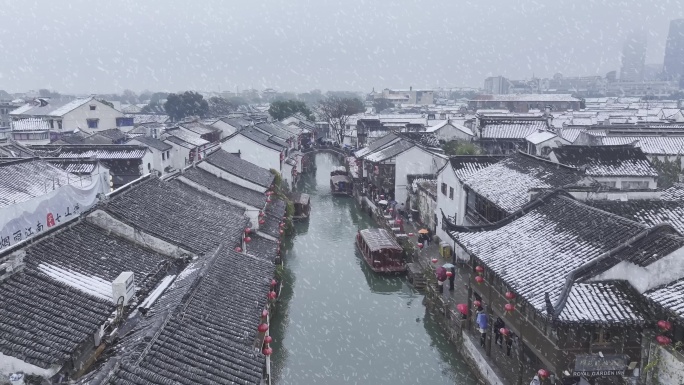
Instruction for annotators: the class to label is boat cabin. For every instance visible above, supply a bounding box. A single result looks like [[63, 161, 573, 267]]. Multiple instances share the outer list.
[[355, 228, 405, 273], [292, 193, 311, 221]]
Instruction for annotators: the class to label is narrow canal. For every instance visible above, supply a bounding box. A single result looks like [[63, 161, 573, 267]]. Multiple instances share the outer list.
[[271, 153, 478, 385]]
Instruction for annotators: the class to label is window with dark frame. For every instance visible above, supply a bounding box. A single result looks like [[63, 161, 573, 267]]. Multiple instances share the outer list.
[[441, 183, 447, 195], [87, 119, 99, 129], [449, 187, 454, 199], [90, 105, 96, 110]]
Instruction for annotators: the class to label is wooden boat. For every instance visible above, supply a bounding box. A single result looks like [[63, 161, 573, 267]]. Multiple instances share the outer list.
[[355, 228, 406, 274], [330, 167, 353, 196], [291, 193, 311, 221]]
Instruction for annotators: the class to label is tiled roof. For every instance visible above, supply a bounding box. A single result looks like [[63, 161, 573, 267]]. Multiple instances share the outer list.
[[238, 127, 286, 151], [359, 228, 402, 252], [0, 143, 36, 158], [463, 152, 583, 213], [104, 178, 248, 254], [645, 278, 684, 318], [179, 121, 220, 135], [354, 133, 399, 158], [46, 159, 99, 174], [10, 97, 93, 117], [29, 144, 148, 159], [0, 269, 112, 368], [449, 195, 653, 318], [131, 136, 173, 151], [246, 234, 278, 262], [480, 119, 548, 139], [126, 114, 170, 125], [601, 136, 684, 155], [0, 158, 93, 208], [558, 127, 585, 143], [11, 118, 50, 131], [364, 140, 414, 163], [559, 281, 649, 324], [471, 94, 579, 102], [551, 145, 658, 177], [93, 128, 127, 142], [181, 167, 266, 208], [205, 149, 274, 188], [662, 183, 684, 201], [26, 221, 171, 298], [165, 128, 210, 147], [586, 199, 684, 236], [96, 248, 273, 385], [255, 122, 295, 140], [449, 155, 506, 180], [396, 132, 441, 147], [525, 130, 557, 144], [266, 198, 287, 219]]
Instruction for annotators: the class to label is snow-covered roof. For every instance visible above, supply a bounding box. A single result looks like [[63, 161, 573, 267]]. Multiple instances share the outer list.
[[462, 152, 583, 213], [448, 156, 505, 181], [449, 194, 675, 321], [10, 97, 94, 117], [11, 118, 50, 131], [166, 128, 210, 147], [471, 94, 580, 102], [426, 120, 474, 136], [646, 279, 684, 318], [600, 136, 684, 155], [662, 183, 684, 201], [525, 130, 557, 145], [559, 282, 649, 324], [551, 145, 658, 177], [364, 140, 414, 163], [586, 200, 684, 235], [480, 119, 548, 139]]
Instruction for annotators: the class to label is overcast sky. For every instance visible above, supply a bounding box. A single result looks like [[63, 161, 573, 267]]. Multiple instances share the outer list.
[[0, 0, 682, 94]]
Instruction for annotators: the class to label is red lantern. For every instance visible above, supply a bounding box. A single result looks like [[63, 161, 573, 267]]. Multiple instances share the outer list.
[[235, 246, 242, 252], [262, 347, 273, 356], [446, 271, 453, 277], [537, 369, 549, 379], [656, 335, 672, 345], [456, 303, 469, 315], [417, 243, 424, 249], [280, 222, 285, 228], [268, 291, 277, 300], [259, 219, 266, 225], [505, 291, 516, 300], [657, 320, 672, 331], [244, 236, 252, 243], [279, 229, 284, 235], [271, 279, 277, 287], [475, 266, 484, 275], [258, 323, 269, 333], [474, 276, 484, 284], [259, 211, 265, 217], [396, 219, 402, 225], [262, 309, 269, 318], [245, 227, 251, 234], [408, 232, 414, 236], [431, 258, 438, 263], [266, 191, 273, 196], [504, 303, 515, 315], [500, 328, 510, 337], [473, 300, 482, 308], [267, 197, 272, 203], [264, 335, 273, 344]]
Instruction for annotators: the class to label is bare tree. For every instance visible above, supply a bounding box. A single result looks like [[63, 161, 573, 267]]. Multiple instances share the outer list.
[[317, 96, 364, 144]]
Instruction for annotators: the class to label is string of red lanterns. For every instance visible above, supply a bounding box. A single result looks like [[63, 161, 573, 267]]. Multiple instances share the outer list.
[[474, 276, 484, 284], [656, 319, 672, 346], [504, 303, 515, 315]]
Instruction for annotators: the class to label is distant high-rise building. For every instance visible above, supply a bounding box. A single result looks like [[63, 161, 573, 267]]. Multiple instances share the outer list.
[[483, 76, 510, 94], [663, 19, 684, 80], [620, 32, 647, 82]]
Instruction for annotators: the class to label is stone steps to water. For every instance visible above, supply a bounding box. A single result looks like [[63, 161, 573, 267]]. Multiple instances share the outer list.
[[407, 263, 426, 290]]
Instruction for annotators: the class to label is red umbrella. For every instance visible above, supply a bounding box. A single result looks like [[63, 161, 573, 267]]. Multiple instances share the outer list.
[[456, 303, 468, 315], [436, 266, 447, 281]]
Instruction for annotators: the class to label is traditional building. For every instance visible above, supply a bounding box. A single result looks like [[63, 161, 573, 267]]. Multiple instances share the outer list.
[[445, 191, 684, 385], [468, 94, 581, 113]]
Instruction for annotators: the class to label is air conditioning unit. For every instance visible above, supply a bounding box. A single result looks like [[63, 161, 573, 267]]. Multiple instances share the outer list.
[[112, 272, 135, 305]]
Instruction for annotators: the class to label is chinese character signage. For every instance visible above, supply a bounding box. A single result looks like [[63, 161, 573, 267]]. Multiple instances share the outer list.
[[0, 175, 107, 251]]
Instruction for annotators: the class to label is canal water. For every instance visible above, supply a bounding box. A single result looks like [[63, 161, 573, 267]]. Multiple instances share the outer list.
[[270, 153, 478, 385]]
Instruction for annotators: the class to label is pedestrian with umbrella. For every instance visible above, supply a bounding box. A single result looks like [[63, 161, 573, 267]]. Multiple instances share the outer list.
[[443, 263, 456, 291], [435, 266, 447, 294], [419, 228, 430, 247]]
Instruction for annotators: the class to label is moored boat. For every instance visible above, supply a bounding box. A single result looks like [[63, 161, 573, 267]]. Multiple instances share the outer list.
[[291, 193, 311, 221], [330, 166, 353, 196], [355, 228, 406, 274]]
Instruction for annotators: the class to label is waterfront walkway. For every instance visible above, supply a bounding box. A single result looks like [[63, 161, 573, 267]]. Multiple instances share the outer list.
[[401, 218, 512, 385]]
